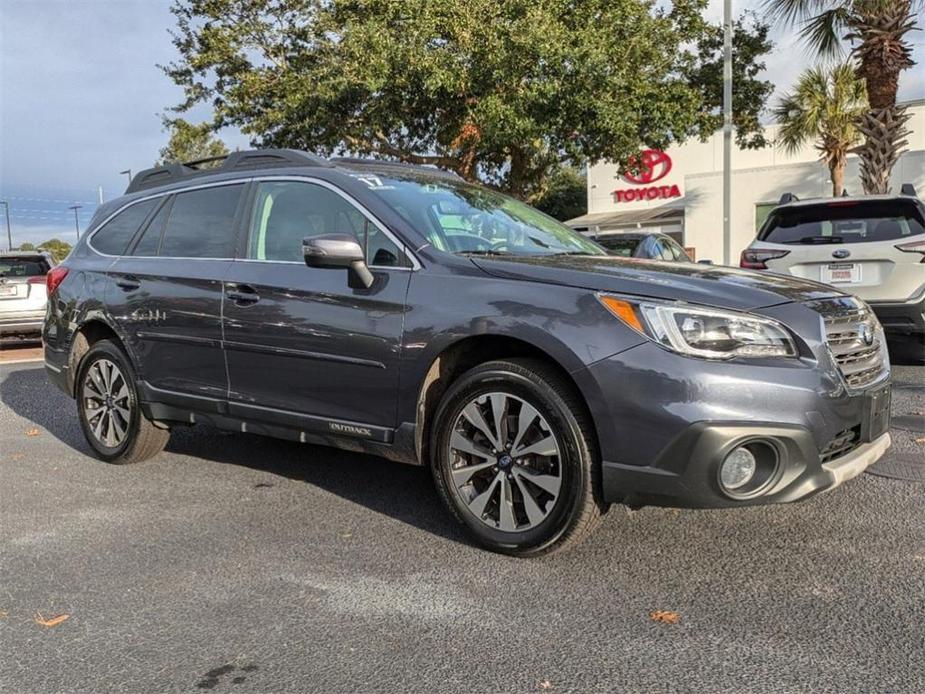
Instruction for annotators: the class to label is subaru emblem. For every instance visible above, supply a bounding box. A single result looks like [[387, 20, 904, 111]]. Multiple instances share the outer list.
[[832, 248, 851, 259]]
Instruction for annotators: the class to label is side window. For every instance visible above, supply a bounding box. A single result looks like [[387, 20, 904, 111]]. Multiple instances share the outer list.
[[247, 181, 408, 266], [90, 199, 157, 256], [129, 198, 171, 256], [160, 184, 244, 258]]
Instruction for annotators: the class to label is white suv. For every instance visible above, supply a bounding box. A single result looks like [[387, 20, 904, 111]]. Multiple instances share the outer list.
[[0, 251, 54, 338], [741, 188, 925, 340]]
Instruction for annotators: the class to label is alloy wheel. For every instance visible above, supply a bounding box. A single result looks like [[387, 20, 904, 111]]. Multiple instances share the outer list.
[[448, 391, 562, 532], [82, 358, 131, 449]]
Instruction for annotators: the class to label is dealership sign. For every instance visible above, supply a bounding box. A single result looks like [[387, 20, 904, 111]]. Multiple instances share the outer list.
[[613, 149, 681, 203]]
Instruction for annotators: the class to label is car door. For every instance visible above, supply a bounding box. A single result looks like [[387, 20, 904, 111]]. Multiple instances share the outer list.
[[221, 178, 413, 440], [105, 183, 246, 404]]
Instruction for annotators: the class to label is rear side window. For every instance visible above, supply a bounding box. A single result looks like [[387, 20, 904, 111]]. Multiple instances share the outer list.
[[0, 256, 50, 277], [160, 185, 244, 258], [759, 200, 925, 244], [595, 236, 640, 257], [91, 199, 157, 255]]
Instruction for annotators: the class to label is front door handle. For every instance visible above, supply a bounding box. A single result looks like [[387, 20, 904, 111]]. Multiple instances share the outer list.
[[226, 284, 260, 305], [115, 275, 141, 291]]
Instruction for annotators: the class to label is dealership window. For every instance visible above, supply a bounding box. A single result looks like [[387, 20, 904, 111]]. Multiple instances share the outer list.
[[755, 203, 776, 233]]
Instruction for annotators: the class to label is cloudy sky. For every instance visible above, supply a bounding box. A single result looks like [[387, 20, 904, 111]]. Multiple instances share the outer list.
[[1, 0, 923, 246]]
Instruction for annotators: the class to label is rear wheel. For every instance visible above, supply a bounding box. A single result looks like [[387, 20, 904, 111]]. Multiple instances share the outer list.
[[76, 339, 169, 464], [431, 358, 604, 556]]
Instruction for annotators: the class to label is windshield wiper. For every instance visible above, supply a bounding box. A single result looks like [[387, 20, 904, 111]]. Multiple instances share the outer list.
[[454, 249, 514, 256], [785, 235, 844, 245]]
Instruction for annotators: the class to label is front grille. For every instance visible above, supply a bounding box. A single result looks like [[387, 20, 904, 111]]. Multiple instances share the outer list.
[[820, 426, 861, 464], [808, 297, 889, 389]]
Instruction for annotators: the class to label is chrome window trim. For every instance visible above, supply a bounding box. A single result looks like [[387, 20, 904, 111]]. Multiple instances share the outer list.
[[249, 175, 421, 270], [86, 180, 249, 260]]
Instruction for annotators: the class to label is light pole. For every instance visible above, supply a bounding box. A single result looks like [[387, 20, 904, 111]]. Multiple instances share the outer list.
[[0, 200, 11, 251], [722, 0, 732, 266], [120, 169, 132, 186], [69, 205, 82, 239]]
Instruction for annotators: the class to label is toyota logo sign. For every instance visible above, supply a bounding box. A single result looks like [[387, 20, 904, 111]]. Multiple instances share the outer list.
[[623, 149, 672, 184]]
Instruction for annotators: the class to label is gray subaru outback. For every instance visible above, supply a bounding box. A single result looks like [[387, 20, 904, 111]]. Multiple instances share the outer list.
[[43, 150, 892, 555]]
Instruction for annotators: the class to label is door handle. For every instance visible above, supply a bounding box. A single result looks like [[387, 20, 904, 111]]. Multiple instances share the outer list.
[[226, 284, 260, 305], [115, 275, 141, 291]]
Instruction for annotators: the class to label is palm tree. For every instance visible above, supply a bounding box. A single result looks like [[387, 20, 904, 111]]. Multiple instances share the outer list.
[[773, 64, 867, 196], [765, 0, 919, 193]]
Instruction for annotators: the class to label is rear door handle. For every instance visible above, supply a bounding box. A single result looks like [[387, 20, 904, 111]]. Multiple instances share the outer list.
[[115, 275, 141, 291], [226, 284, 260, 305]]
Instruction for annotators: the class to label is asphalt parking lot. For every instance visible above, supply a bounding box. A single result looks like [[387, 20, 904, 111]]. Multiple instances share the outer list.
[[1, 348, 923, 693]]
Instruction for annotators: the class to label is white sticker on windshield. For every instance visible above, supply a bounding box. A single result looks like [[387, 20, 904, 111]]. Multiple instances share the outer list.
[[350, 174, 395, 190]]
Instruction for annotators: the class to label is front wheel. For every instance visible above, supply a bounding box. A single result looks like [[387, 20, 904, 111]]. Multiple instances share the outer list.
[[430, 359, 605, 556], [76, 339, 169, 464]]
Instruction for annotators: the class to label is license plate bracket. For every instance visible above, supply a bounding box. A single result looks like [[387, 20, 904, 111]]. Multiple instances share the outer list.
[[0, 285, 18, 297], [863, 384, 891, 441], [824, 262, 861, 284]]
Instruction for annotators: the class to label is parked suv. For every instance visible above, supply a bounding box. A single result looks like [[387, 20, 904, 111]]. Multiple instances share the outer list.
[[1, 251, 54, 338], [44, 150, 893, 555], [590, 231, 692, 262], [742, 189, 925, 339]]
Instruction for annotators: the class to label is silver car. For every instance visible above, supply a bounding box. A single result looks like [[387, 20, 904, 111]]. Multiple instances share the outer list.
[[0, 251, 54, 338]]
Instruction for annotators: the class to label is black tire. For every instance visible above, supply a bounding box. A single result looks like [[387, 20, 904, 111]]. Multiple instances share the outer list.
[[430, 358, 605, 557], [75, 339, 169, 464]]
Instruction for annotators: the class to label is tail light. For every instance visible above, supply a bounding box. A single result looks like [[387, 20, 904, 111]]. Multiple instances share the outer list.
[[896, 239, 925, 263], [740, 249, 790, 270], [46, 266, 69, 295]]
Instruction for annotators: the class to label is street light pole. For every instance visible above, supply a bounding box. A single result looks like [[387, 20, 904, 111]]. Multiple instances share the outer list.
[[0, 201, 12, 251], [722, 0, 733, 266], [69, 205, 82, 240]]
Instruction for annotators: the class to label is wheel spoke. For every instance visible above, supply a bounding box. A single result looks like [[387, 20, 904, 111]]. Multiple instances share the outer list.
[[489, 394, 508, 446], [451, 459, 497, 487], [88, 366, 106, 396], [510, 403, 539, 454], [513, 472, 546, 526], [449, 431, 493, 460], [512, 434, 558, 459], [114, 383, 129, 404], [110, 410, 126, 442], [84, 403, 104, 420], [498, 475, 517, 531], [461, 403, 501, 450], [467, 472, 501, 518], [105, 412, 117, 446], [92, 410, 106, 440], [113, 404, 131, 421], [515, 466, 561, 497]]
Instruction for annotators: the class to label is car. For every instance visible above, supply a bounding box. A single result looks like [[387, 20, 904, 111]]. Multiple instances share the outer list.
[[741, 188, 925, 340], [590, 231, 693, 262], [0, 251, 54, 338], [44, 149, 893, 556]]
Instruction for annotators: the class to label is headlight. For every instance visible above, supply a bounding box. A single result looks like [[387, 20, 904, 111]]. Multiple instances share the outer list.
[[598, 294, 797, 360]]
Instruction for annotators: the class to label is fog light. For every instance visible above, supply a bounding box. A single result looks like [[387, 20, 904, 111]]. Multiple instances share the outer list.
[[720, 447, 757, 490]]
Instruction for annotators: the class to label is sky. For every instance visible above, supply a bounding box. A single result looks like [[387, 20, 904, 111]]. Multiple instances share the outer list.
[[1, 0, 923, 247]]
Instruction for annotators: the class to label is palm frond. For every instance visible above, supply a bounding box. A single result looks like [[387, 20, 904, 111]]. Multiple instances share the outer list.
[[762, 0, 836, 28], [799, 7, 851, 58]]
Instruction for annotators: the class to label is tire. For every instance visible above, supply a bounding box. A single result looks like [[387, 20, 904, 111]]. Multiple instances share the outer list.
[[430, 358, 605, 557], [75, 339, 169, 464]]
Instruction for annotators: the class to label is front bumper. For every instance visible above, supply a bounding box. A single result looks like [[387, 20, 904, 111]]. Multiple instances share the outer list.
[[869, 294, 925, 335], [577, 335, 892, 509]]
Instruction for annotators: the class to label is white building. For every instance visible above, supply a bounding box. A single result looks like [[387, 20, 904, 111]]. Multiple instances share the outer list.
[[567, 99, 925, 263]]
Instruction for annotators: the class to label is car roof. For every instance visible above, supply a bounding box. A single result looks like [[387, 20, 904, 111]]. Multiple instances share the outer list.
[[775, 193, 922, 211], [592, 232, 655, 240], [0, 251, 51, 259]]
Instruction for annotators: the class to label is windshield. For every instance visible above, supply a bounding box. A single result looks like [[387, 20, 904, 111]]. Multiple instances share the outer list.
[[353, 173, 605, 257], [759, 200, 925, 245], [0, 256, 50, 278]]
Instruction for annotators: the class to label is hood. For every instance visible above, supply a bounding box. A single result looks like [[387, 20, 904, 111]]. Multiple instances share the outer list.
[[470, 255, 844, 310]]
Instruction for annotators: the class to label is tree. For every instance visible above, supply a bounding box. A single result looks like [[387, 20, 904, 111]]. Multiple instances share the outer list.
[[17, 242, 36, 251], [773, 64, 867, 196], [765, 0, 920, 193], [163, 0, 774, 200], [157, 117, 229, 166], [532, 167, 587, 221], [37, 238, 72, 263], [682, 12, 775, 149]]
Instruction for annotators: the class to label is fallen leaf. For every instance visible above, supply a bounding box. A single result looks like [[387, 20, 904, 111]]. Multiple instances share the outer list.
[[0, 610, 8, 619], [538, 680, 554, 691], [650, 610, 680, 624], [914, 437, 925, 444], [25, 427, 40, 437], [34, 612, 69, 627]]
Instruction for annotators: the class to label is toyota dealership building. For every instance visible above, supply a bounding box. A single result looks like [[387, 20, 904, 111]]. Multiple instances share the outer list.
[[566, 98, 925, 263]]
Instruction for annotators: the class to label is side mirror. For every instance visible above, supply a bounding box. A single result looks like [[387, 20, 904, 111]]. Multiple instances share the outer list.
[[303, 234, 374, 289]]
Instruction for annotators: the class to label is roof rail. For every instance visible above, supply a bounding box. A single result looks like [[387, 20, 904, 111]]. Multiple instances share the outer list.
[[778, 192, 799, 205], [124, 149, 333, 194], [330, 157, 464, 180], [900, 183, 917, 197]]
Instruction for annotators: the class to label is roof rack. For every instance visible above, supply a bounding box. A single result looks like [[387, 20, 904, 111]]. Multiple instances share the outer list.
[[900, 183, 917, 197], [778, 192, 799, 205], [330, 157, 463, 180], [125, 149, 333, 194]]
